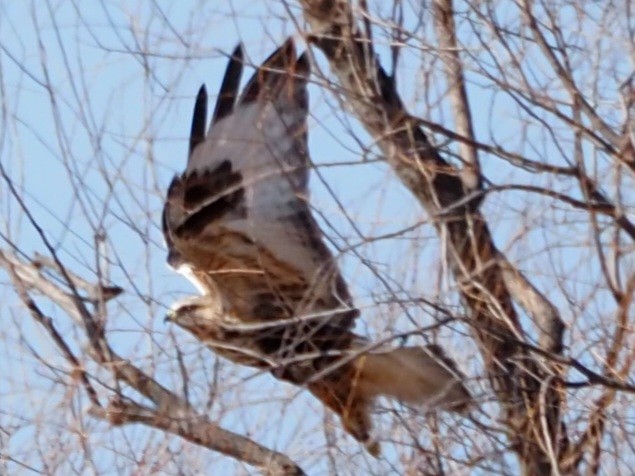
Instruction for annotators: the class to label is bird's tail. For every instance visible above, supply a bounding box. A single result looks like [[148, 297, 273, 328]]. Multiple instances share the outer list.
[[353, 345, 471, 412]]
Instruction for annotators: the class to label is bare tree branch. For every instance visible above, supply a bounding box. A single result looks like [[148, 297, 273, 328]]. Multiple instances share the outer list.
[[432, 0, 481, 190], [567, 272, 635, 473], [89, 400, 305, 476], [2, 2, 633, 473], [299, 1, 569, 472], [521, 0, 621, 149], [0, 250, 305, 476]]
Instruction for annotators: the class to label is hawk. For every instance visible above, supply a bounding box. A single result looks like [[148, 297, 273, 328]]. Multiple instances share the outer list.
[[162, 39, 471, 455]]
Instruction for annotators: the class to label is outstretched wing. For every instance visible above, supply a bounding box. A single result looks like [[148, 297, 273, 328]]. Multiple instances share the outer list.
[[163, 40, 359, 359]]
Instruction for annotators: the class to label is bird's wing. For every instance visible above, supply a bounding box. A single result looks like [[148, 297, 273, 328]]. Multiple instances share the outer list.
[[163, 39, 358, 339]]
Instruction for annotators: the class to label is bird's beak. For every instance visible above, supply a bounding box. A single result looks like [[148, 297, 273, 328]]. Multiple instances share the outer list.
[[164, 309, 175, 323]]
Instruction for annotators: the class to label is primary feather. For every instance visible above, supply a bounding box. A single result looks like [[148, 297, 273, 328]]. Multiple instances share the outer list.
[[163, 39, 471, 455]]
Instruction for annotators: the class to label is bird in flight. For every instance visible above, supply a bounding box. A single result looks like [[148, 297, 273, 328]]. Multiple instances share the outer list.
[[162, 38, 471, 455]]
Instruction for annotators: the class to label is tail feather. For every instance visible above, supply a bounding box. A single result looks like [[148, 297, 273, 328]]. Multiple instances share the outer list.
[[309, 345, 470, 457], [355, 345, 471, 412]]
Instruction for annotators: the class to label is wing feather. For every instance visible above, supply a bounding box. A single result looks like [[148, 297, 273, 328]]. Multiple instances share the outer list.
[[189, 85, 208, 156], [240, 38, 295, 105], [211, 45, 244, 125], [163, 39, 358, 339]]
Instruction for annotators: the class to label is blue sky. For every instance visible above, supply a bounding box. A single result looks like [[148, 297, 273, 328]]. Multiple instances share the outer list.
[[0, 2, 451, 473], [1, 1, 633, 474]]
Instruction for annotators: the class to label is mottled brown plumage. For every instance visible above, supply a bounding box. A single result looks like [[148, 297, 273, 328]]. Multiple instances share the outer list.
[[163, 39, 471, 455]]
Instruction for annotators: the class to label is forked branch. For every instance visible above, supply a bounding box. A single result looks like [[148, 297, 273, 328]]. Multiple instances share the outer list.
[[299, 0, 569, 472], [0, 250, 305, 476]]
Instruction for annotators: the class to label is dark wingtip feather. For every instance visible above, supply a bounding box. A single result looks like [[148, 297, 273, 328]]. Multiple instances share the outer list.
[[189, 85, 208, 156], [230, 43, 244, 61], [296, 51, 311, 78], [163, 176, 185, 268], [240, 38, 298, 104], [211, 44, 245, 125], [262, 37, 296, 71]]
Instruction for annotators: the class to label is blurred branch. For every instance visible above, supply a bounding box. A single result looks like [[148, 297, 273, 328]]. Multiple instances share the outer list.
[[433, 0, 481, 190], [566, 272, 635, 473], [89, 399, 305, 476], [521, 0, 621, 149], [485, 184, 635, 242], [32, 252, 123, 303], [0, 249, 305, 476], [299, 0, 568, 472], [414, 116, 579, 176], [3, 258, 102, 408]]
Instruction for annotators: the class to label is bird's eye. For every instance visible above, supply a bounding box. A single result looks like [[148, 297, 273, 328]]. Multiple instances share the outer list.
[[179, 304, 199, 314]]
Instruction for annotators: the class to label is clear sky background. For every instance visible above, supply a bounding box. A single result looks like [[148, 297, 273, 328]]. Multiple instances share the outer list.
[[1, 1, 632, 474]]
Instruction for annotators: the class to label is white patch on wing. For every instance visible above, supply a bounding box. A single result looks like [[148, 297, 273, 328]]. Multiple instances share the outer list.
[[173, 262, 207, 295]]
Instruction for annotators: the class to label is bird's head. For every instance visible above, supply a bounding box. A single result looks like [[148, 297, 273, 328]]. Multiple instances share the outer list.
[[165, 295, 222, 336]]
